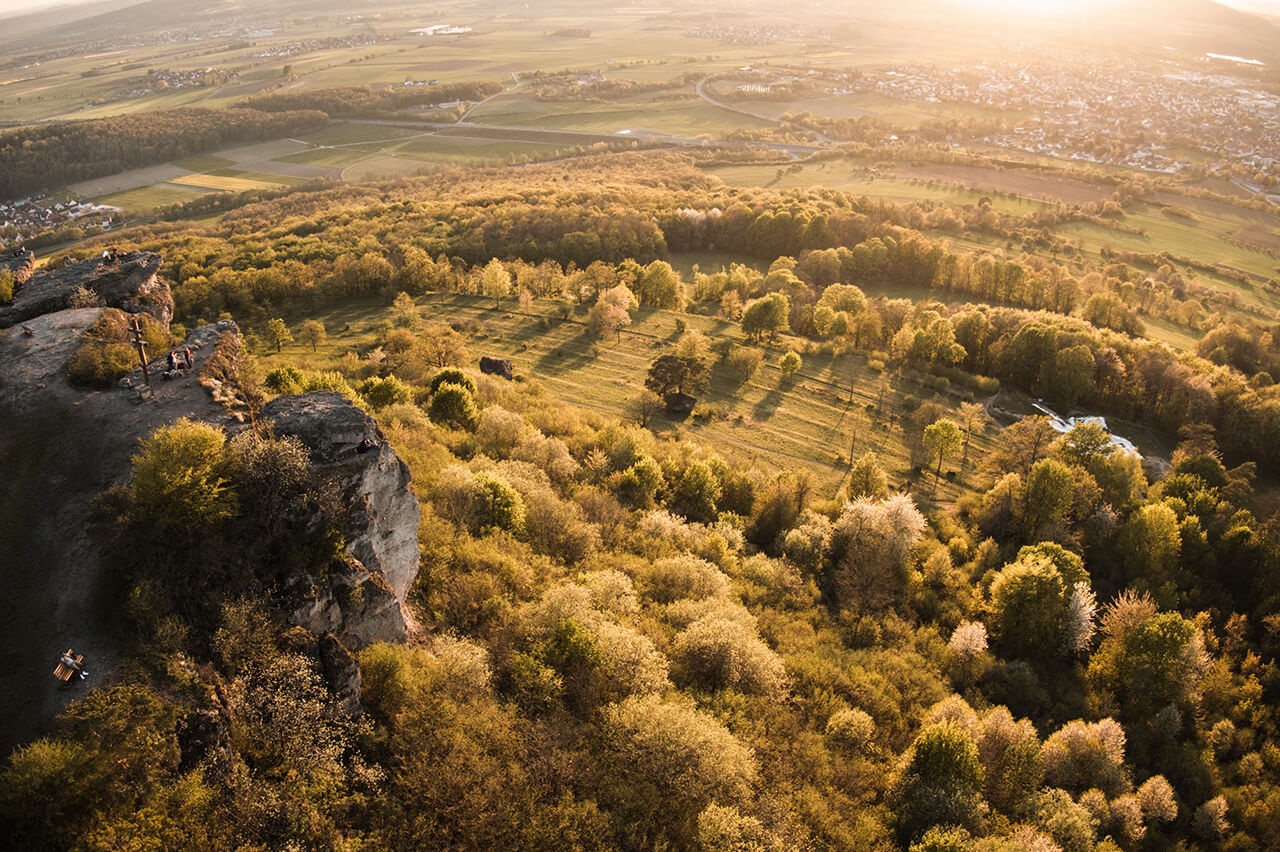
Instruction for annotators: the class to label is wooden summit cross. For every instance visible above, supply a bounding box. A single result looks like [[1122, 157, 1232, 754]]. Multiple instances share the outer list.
[[129, 318, 154, 398]]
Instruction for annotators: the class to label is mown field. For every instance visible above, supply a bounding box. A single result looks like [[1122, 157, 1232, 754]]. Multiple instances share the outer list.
[[261, 291, 1005, 505]]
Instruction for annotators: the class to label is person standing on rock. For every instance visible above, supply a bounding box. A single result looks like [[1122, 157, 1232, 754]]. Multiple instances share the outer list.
[[182, 347, 193, 370]]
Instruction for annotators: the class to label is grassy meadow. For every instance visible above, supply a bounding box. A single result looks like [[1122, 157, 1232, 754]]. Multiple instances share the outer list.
[[258, 291, 1004, 506]]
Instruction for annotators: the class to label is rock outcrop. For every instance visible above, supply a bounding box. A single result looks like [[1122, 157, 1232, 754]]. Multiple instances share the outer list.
[[0, 255, 420, 752], [0, 250, 171, 329], [263, 391, 421, 602], [0, 248, 34, 286]]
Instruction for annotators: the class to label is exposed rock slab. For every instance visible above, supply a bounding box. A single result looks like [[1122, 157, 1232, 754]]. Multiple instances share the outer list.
[[0, 251, 171, 329]]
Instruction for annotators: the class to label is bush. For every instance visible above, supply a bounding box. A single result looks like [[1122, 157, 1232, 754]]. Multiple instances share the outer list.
[[826, 707, 875, 754], [470, 471, 525, 535], [357, 374, 413, 409], [128, 418, 236, 533], [429, 366, 478, 396], [264, 365, 303, 394], [427, 381, 480, 430], [725, 347, 763, 383], [671, 615, 787, 696]]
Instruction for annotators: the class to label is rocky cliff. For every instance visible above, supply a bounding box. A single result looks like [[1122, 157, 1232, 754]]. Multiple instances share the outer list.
[[0, 254, 420, 751], [0, 249, 34, 286]]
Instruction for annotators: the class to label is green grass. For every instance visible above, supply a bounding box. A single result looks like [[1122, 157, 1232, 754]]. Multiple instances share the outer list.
[[174, 155, 236, 172], [708, 163, 1050, 214], [260, 292, 1001, 502], [467, 93, 773, 136], [92, 183, 209, 211]]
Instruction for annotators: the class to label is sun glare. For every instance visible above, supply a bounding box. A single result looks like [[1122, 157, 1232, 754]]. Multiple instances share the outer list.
[[961, 0, 1113, 17]]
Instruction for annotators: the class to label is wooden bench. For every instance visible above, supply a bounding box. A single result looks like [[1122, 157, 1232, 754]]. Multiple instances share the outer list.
[[53, 650, 83, 682]]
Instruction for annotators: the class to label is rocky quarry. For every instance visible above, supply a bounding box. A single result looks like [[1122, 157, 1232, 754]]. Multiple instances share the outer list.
[[0, 251, 420, 753]]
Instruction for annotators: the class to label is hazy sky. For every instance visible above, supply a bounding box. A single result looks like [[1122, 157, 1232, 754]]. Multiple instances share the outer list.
[[0, 0, 1279, 17]]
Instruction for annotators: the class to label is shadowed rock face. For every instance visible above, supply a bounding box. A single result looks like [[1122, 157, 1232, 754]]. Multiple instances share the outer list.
[[262, 391, 421, 604], [0, 251, 171, 329]]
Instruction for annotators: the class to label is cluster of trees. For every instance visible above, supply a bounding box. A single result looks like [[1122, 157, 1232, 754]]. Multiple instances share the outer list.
[[240, 81, 503, 118], [50, 153, 1267, 479], [0, 108, 327, 201]]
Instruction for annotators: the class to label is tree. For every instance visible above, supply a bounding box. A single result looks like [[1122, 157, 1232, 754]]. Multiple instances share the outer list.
[[779, 350, 802, 379], [958, 402, 984, 468], [740, 292, 790, 342], [670, 461, 722, 523], [129, 418, 236, 533], [391, 291, 419, 328], [923, 419, 962, 489], [847, 452, 889, 499], [265, 317, 292, 353], [890, 721, 985, 843], [627, 389, 664, 427], [645, 354, 708, 397], [989, 553, 1067, 659], [298, 319, 326, 352], [633, 260, 684, 309], [480, 258, 512, 307], [1052, 345, 1096, 411], [587, 284, 637, 341]]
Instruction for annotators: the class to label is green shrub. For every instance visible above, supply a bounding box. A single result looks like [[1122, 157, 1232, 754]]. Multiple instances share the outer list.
[[429, 366, 478, 396], [358, 374, 413, 409], [128, 418, 236, 533], [428, 381, 480, 430]]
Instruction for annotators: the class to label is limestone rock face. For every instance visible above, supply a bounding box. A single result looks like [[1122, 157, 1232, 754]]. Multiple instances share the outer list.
[[0, 251, 171, 329], [286, 554, 408, 651], [0, 256, 421, 752], [263, 391, 421, 602]]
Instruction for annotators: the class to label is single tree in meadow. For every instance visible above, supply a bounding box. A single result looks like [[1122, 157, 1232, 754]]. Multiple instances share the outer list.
[[480, 259, 512, 308], [299, 319, 326, 353], [266, 318, 292, 353], [923, 419, 962, 492]]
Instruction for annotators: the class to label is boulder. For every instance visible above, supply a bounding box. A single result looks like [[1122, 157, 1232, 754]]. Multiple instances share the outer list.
[[480, 356, 514, 380]]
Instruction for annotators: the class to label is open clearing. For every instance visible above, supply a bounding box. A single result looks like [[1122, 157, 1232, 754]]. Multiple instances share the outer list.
[[94, 183, 211, 212], [269, 293, 1001, 503]]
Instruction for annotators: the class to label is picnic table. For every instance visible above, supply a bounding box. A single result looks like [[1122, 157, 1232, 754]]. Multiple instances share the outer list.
[[53, 649, 84, 682]]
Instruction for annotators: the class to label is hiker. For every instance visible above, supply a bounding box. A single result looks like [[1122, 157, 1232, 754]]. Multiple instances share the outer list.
[[59, 652, 87, 680], [356, 437, 378, 455], [167, 350, 178, 372], [182, 347, 193, 370]]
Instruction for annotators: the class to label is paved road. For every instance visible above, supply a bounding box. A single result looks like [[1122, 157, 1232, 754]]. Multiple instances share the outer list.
[[345, 118, 832, 157]]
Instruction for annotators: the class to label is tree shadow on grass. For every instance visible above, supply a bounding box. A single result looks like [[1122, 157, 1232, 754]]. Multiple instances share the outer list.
[[534, 328, 597, 375], [752, 386, 783, 421]]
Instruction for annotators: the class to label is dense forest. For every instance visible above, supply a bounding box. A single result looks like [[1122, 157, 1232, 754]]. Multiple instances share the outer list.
[[5, 150, 1280, 851], [0, 108, 327, 201]]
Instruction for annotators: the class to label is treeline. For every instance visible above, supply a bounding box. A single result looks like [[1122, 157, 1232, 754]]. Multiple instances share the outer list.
[[239, 80, 504, 118], [0, 108, 327, 201]]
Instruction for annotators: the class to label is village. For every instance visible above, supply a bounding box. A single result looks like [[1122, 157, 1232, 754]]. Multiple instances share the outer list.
[[0, 195, 115, 248], [848, 53, 1280, 182]]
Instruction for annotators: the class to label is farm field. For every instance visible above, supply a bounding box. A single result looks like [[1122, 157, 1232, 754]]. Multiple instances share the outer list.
[[265, 292, 1003, 504], [93, 183, 211, 212]]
